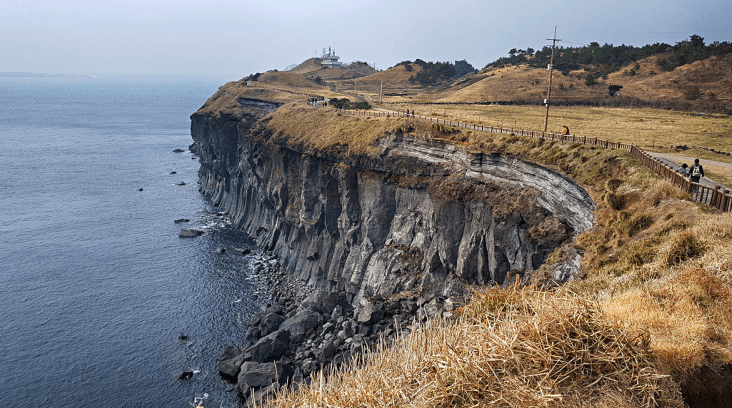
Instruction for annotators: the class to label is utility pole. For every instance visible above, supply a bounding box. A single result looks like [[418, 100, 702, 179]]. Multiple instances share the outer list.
[[379, 79, 383, 103], [543, 26, 561, 133]]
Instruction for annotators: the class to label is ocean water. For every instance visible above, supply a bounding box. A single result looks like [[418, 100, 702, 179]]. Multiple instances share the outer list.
[[0, 76, 263, 407]]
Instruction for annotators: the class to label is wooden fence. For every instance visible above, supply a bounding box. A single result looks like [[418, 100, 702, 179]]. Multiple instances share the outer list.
[[332, 107, 732, 213]]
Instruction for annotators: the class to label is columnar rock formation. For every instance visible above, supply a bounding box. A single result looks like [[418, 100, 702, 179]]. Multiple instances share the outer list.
[[191, 99, 595, 304]]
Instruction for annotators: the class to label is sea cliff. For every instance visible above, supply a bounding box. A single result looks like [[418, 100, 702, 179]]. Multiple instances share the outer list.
[[189, 95, 595, 400], [191, 98, 594, 302]]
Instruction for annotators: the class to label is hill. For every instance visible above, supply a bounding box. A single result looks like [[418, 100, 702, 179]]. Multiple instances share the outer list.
[[432, 53, 732, 112]]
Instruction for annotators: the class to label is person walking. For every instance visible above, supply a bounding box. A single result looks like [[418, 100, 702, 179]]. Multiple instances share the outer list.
[[689, 158, 705, 194], [679, 163, 690, 176]]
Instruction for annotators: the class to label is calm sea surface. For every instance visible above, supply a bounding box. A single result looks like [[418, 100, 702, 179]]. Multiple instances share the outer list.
[[0, 76, 264, 407]]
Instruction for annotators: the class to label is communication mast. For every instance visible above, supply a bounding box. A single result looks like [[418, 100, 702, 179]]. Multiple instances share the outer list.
[[543, 27, 562, 133]]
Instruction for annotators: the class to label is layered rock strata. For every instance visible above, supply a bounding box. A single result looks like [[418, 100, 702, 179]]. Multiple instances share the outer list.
[[191, 100, 594, 300]]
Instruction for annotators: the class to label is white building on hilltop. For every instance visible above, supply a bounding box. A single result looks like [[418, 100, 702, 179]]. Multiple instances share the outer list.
[[320, 47, 343, 68]]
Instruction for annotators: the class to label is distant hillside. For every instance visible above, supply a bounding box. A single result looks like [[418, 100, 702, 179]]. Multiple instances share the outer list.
[[435, 52, 732, 112], [241, 39, 732, 112]]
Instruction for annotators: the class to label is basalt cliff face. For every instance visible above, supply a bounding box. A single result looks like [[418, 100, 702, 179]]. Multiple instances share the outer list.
[[190, 99, 595, 305]]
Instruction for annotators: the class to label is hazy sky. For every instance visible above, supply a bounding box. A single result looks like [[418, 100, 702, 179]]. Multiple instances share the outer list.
[[3, 0, 731, 81]]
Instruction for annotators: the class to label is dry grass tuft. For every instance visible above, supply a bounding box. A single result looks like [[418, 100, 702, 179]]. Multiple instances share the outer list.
[[601, 264, 732, 379], [660, 232, 706, 267], [605, 192, 626, 210], [265, 286, 683, 408]]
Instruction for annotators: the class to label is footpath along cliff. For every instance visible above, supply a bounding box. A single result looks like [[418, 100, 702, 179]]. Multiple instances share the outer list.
[[188, 88, 595, 401]]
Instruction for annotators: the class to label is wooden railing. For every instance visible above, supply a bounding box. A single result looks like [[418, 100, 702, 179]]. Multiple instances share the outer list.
[[332, 107, 732, 213]]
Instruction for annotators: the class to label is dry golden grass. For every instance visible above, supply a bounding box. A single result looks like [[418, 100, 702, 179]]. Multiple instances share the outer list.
[[570, 181, 732, 381], [395, 103, 732, 161], [264, 286, 683, 408], [264, 103, 412, 155]]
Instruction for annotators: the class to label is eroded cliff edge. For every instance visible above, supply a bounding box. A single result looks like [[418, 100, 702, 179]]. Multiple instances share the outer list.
[[190, 98, 595, 305]]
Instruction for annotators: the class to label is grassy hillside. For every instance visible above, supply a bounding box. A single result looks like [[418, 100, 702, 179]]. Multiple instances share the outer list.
[[433, 54, 732, 111]]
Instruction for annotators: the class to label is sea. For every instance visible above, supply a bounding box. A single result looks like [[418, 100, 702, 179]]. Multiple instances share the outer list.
[[0, 76, 266, 407]]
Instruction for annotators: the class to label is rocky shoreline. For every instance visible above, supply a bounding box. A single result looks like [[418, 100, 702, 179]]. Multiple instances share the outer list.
[[219, 252, 460, 406]]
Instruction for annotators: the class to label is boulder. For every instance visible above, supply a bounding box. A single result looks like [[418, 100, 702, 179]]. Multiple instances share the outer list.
[[313, 341, 336, 362], [300, 290, 349, 314], [238, 361, 278, 391], [179, 229, 203, 238], [219, 347, 249, 379], [356, 301, 384, 324], [259, 313, 285, 337], [247, 329, 290, 362], [264, 304, 283, 315], [279, 310, 320, 338]]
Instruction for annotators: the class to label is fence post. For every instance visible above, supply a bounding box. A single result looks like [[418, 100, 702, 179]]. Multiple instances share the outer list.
[[712, 186, 722, 208]]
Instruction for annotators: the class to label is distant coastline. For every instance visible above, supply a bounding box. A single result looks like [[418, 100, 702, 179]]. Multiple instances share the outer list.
[[0, 72, 94, 78]]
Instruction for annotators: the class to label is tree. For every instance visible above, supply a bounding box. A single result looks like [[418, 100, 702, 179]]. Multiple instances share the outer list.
[[690, 34, 705, 48], [454, 60, 476, 76], [526, 47, 535, 55], [509, 48, 518, 56]]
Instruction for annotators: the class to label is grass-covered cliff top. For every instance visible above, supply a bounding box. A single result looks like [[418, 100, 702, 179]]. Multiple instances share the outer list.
[[251, 100, 732, 406]]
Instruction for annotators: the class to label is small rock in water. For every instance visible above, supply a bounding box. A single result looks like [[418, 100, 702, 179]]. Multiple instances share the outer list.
[[138, 188, 143, 191], [174, 218, 190, 224], [216, 247, 226, 254], [172, 148, 185, 153], [179, 229, 204, 238], [170, 171, 177, 174], [179, 371, 194, 380], [179, 335, 189, 341], [175, 181, 186, 186]]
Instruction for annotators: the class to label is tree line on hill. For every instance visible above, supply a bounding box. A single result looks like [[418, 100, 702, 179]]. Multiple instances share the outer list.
[[486, 35, 732, 74], [393, 59, 477, 85]]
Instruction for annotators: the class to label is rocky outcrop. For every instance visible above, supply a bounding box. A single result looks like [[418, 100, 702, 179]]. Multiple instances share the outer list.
[[191, 100, 594, 305]]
